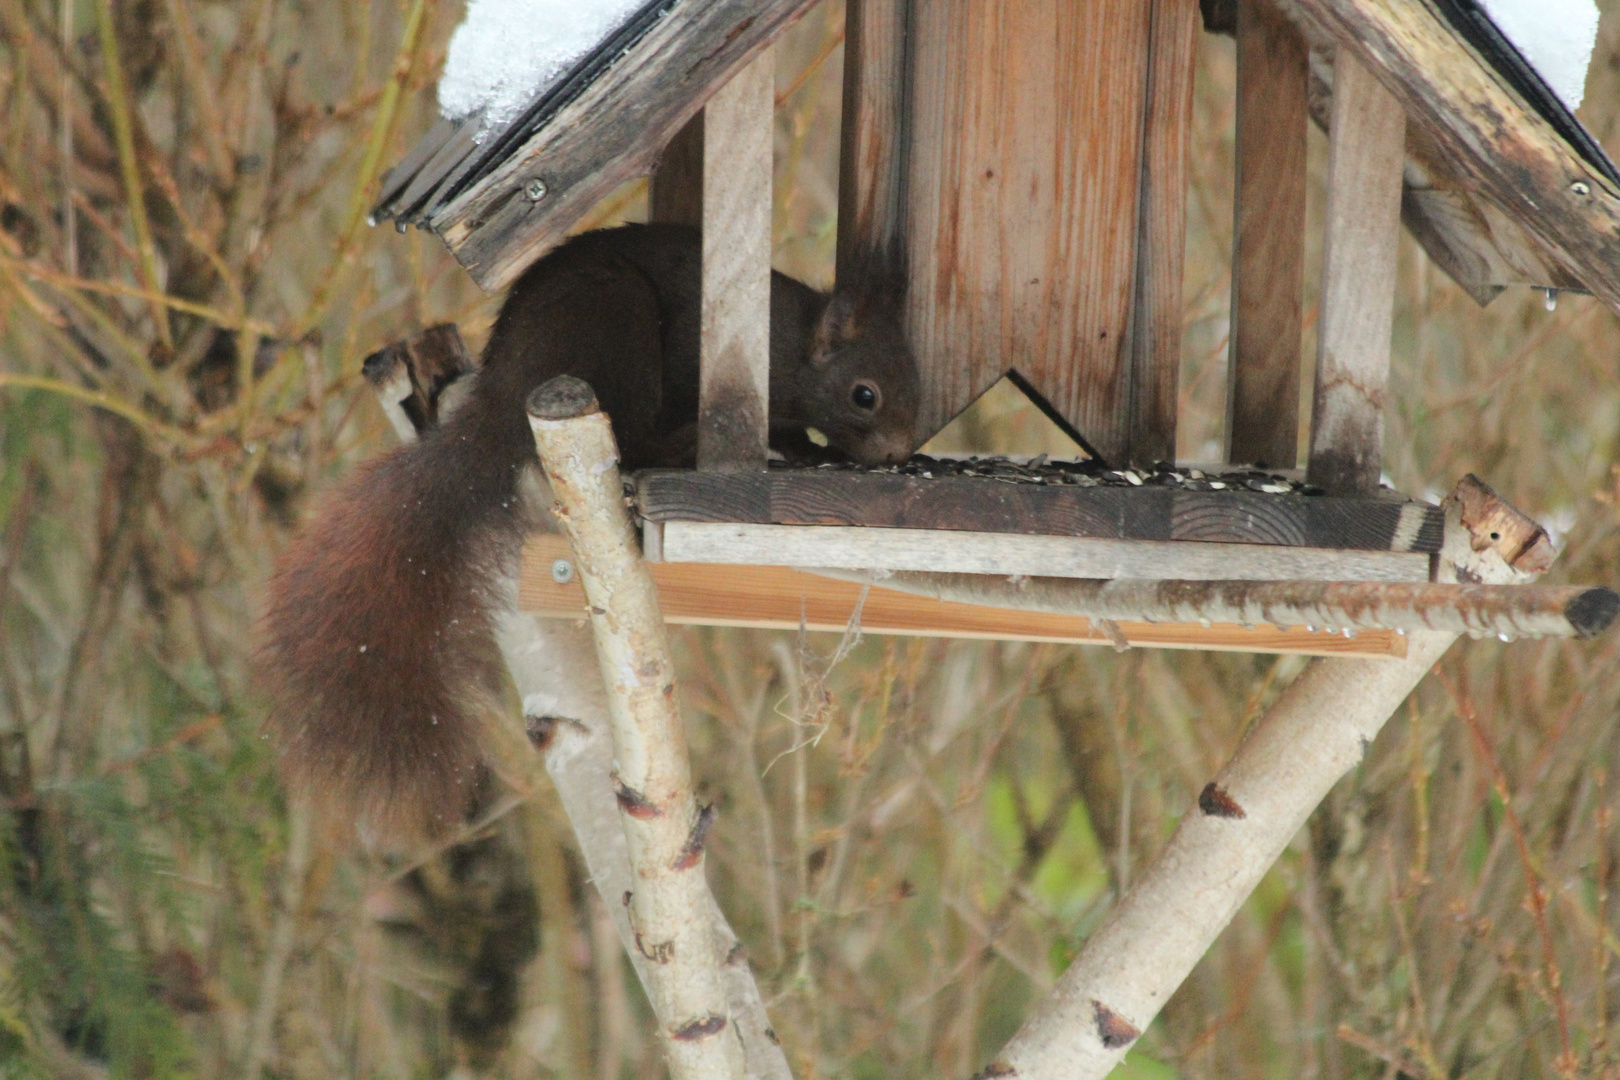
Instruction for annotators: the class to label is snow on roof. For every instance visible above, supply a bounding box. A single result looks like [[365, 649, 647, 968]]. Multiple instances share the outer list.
[[438, 0, 645, 137], [1479, 0, 1599, 110]]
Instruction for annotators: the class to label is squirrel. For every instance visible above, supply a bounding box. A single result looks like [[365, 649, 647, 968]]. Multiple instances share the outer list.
[[258, 223, 919, 834]]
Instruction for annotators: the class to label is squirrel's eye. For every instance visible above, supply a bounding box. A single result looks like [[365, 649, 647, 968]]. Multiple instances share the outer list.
[[851, 382, 879, 410]]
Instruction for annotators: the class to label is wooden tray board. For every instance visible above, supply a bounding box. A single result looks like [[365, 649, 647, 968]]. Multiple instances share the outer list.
[[518, 535, 1407, 658]]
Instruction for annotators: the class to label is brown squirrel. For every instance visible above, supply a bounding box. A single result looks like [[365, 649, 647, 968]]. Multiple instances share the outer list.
[[258, 224, 919, 833]]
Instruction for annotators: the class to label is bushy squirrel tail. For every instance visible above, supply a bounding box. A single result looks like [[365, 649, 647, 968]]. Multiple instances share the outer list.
[[257, 405, 531, 836]]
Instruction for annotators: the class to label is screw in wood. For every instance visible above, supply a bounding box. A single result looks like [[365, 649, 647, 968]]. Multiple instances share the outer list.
[[1570, 180, 1591, 197], [551, 559, 574, 584], [524, 177, 548, 201]]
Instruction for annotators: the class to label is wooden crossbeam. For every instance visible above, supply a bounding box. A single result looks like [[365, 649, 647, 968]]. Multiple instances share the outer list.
[[633, 470, 1444, 552], [518, 534, 1408, 658]]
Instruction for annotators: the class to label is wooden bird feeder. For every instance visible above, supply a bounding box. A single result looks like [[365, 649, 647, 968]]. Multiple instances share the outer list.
[[365, 2, 1620, 1074], [371, 0, 1620, 659]]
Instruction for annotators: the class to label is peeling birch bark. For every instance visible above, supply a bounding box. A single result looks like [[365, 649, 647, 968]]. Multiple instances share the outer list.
[[367, 362, 789, 1080], [493, 611, 792, 1080], [804, 571, 1614, 641], [985, 475, 1551, 1080], [527, 375, 749, 1080]]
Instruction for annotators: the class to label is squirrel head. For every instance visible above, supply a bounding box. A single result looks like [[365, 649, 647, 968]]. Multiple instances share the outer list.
[[801, 293, 919, 465]]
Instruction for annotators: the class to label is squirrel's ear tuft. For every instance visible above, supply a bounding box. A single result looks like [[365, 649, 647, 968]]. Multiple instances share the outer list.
[[811, 293, 860, 364]]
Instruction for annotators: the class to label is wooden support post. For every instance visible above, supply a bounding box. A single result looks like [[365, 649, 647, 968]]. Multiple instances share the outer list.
[[1306, 49, 1405, 495], [651, 112, 705, 227], [1127, 0, 1198, 467], [698, 50, 774, 472], [528, 376, 749, 1080], [989, 475, 1553, 1080], [1225, 0, 1308, 468]]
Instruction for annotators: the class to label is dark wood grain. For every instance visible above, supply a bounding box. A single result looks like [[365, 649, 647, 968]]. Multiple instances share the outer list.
[[633, 471, 1444, 552], [835, 0, 911, 296], [649, 112, 705, 228], [431, 0, 818, 291], [1225, 0, 1307, 468]]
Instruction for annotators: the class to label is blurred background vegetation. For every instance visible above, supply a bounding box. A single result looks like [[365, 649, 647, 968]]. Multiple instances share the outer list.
[[1, 1, 1619, 1077]]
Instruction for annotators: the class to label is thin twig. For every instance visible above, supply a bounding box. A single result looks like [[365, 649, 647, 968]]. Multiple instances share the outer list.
[[93, 0, 172, 352], [1440, 668, 1578, 1078]]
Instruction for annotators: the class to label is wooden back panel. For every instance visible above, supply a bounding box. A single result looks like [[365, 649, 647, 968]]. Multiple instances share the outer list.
[[839, 0, 1197, 466]]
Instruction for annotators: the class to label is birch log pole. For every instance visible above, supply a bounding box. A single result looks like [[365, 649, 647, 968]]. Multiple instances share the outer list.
[[806, 569, 1615, 641], [364, 359, 789, 1080], [527, 375, 748, 1080], [982, 475, 1553, 1080]]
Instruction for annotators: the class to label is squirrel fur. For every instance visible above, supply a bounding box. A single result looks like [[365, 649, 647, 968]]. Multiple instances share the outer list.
[[258, 224, 919, 833]]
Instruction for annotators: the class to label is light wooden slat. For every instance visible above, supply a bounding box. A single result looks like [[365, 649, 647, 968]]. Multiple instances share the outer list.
[[1225, 0, 1309, 469], [697, 51, 775, 472], [1306, 48, 1405, 496], [653, 521, 1432, 582], [518, 535, 1406, 657], [1127, 0, 1198, 467], [650, 112, 705, 228]]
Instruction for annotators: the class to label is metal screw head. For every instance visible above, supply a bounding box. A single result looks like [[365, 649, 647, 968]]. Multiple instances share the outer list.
[[1571, 180, 1591, 197], [524, 177, 549, 202], [551, 558, 574, 584]]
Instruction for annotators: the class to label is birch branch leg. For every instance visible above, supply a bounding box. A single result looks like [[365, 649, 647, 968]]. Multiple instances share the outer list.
[[527, 375, 749, 1080], [367, 354, 787, 1079], [492, 610, 792, 1080], [987, 476, 1552, 1080]]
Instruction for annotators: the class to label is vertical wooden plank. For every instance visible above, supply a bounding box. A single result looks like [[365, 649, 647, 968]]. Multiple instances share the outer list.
[[900, 1, 1152, 461], [1127, 0, 1199, 467], [1225, 0, 1309, 469], [698, 50, 775, 473], [650, 112, 706, 227], [836, 0, 911, 293], [1306, 49, 1405, 496]]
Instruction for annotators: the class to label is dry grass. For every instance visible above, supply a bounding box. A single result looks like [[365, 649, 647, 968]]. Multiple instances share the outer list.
[[1, 1, 1618, 1078]]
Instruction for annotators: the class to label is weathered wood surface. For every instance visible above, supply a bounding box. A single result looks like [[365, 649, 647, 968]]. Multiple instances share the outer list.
[[649, 112, 705, 228], [1306, 49, 1404, 496], [835, 0, 911, 294], [1226, 0, 1308, 468], [697, 52, 774, 472], [633, 471, 1444, 551], [1126, 0, 1198, 467], [839, 1, 1182, 462], [518, 534, 1409, 657], [654, 522, 1432, 582], [1297, 46, 1584, 306], [360, 323, 474, 439], [903, 0, 1150, 460], [1289, 0, 1620, 309], [429, 0, 818, 291]]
